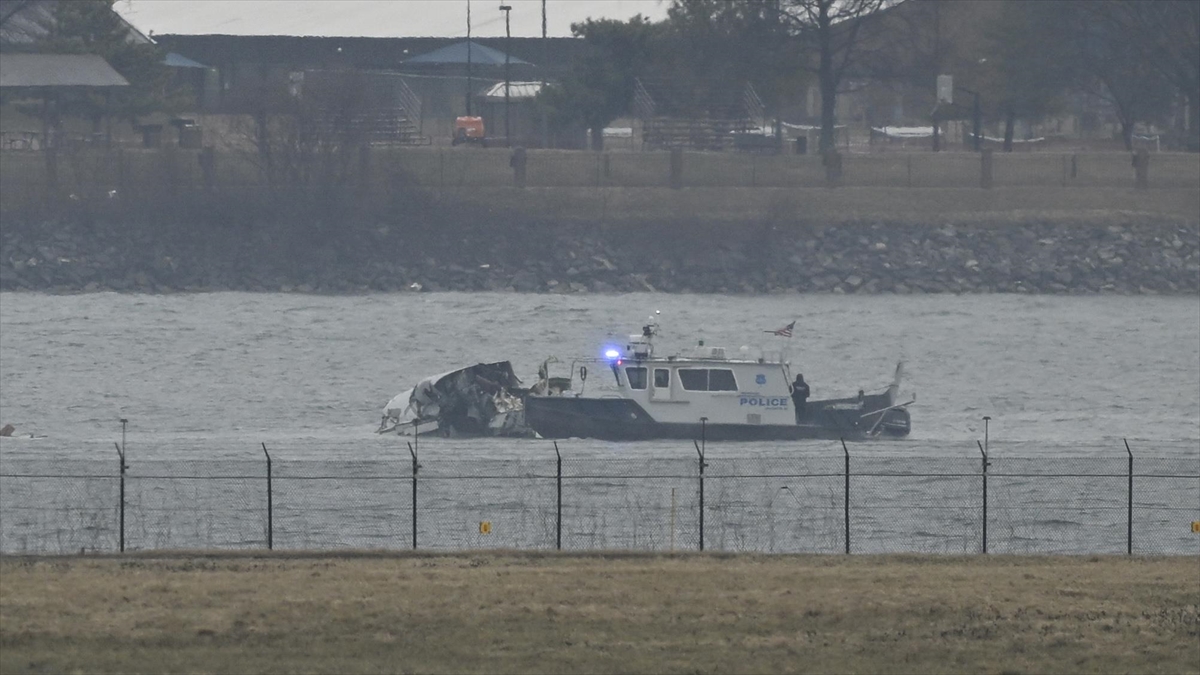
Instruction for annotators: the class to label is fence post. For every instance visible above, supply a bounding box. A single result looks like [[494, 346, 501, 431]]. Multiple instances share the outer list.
[[511, 146, 527, 188], [117, 147, 127, 201], [823, 150, 843, 187], [554, 441, 562, 551], [262, 442, 273, 550], [198, 146, 215, 193], [1124, 438, 1133, 555], [1134, 149, 1149, 189], [407, 441, 419, 550], [358, 144, 372, 193], [695, 418, 707, 551], [114, 441, 125, 553], [670, 148, 683, 189], [980, 149, 994, 189], [978, 440, 989, 554], [842, 438, 850, 554]]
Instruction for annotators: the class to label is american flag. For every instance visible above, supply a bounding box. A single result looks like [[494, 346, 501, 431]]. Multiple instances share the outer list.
[[766, 321, 795, 338]]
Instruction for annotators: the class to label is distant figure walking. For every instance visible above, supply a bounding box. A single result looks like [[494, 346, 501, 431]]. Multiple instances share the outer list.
[[791, 374, 810, 423]]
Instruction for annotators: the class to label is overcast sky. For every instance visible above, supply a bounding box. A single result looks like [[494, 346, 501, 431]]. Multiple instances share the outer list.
[[115, 1, 670, 39]]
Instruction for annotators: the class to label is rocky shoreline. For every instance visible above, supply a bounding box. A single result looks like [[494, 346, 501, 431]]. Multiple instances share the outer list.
[[1, 215, 1196, 295]]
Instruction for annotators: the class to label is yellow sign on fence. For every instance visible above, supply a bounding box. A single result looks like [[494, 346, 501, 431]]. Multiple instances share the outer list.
[[1192, 521, 1200, 533], [479, 521, 492, 535]]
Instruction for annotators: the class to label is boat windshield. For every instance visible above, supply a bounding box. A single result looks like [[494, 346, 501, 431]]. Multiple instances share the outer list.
[[625, 367, 648, 390]]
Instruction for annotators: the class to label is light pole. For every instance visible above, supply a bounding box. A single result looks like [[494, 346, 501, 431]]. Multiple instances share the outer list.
[[541, 0, 548, 148], [466, 0, 472, 116], [983, 415, 990, 455], [499, 4, 512, 146]]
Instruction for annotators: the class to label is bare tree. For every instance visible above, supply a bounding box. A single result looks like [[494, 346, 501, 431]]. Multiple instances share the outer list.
[[1085, 1, 1200, 146], [1062, 2, 1173, 151], [777, 0, 889, 153], [236, 70, 373, 194]]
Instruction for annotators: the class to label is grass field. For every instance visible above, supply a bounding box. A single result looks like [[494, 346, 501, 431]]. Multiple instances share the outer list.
[[1, 553, 1196, 675], [453, 185, 1200, 224], [3, 142, 1197, 226]]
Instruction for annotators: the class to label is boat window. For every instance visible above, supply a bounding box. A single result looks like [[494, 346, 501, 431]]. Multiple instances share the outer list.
[[678, 368, 737, 391], [709, 369, 737, 391], [678, 369, 708, 391], [654, 368, 670, 389], [625, 367, 647, 390]]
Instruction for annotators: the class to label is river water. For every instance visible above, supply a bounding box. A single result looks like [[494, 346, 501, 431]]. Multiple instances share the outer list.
[[1, 292, 1197, 555]]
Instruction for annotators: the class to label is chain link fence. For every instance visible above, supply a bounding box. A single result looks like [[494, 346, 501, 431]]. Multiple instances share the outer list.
[[1, 440, 1196, 556]]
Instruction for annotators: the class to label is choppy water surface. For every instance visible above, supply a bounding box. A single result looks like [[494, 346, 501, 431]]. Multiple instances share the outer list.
[[1, 292, 1196, 555], [1, 292, 1196, 455]]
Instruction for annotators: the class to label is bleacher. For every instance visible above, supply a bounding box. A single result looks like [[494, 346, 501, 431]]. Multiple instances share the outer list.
[[634, 77, 765, 151], [306, 70, 429, 146]]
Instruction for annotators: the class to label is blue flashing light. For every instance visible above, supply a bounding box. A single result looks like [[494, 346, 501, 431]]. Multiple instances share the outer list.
[[604, 349, 621, 360]]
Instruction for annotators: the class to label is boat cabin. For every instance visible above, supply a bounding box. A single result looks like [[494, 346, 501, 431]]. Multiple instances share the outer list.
[[598, 327, 798, 427]]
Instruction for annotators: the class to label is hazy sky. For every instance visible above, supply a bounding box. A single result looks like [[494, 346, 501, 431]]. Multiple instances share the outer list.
[[115, 1, 670, 39]]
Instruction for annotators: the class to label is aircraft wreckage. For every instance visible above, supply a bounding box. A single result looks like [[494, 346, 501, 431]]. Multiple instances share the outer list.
[[378, 321, 912, 441]]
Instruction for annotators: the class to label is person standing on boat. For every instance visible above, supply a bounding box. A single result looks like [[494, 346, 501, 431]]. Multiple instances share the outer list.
[[790, 374, 810, 423]]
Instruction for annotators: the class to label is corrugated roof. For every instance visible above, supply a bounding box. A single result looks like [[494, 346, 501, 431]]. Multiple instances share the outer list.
[[0, 53, 130, 87], [480, 80, 543, 100], [406, 40, 530, 66]]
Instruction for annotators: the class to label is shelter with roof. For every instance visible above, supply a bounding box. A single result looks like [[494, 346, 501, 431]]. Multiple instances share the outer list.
[[0, 0, 211, 150], [0, 52, 130, 151], [398, 40, 540, 142]]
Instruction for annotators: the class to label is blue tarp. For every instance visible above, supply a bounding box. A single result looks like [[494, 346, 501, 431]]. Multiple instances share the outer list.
[[405, 41, 530, 66]]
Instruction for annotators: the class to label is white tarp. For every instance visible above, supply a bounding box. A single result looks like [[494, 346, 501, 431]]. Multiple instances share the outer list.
[[872, 126, 934, 138]]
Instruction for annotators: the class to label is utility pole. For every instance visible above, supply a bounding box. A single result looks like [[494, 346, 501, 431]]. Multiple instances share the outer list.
[[466, 0, 472, 116], [541, 0, 548, 148], [500, 4, 512, 146]]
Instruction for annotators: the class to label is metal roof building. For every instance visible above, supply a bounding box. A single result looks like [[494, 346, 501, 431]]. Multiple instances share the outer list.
[[0, 53, 129, 88]]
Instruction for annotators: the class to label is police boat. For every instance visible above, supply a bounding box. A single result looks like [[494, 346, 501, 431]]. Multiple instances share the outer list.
[[524, 321, 912, 441]]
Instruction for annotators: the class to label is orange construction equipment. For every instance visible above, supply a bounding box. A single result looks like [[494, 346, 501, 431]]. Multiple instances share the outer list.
[[452, 116, 487, 147]]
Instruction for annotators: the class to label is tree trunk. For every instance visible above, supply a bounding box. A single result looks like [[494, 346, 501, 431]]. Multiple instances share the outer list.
[[1003, 110, 1016, 153], [817, 6, 837, 155], [1120, 119, 1134, 152], [1188, 93, 1199, 151], [819, 68, 837, 155]]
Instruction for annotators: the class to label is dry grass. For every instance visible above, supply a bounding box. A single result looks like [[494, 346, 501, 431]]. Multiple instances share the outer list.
[[4, 143, 1195, 223], [453, 186, 1200, 224], [1, 552, 1196, 675]]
